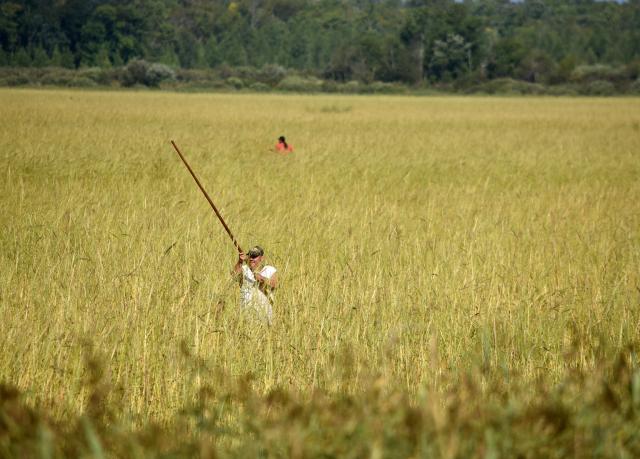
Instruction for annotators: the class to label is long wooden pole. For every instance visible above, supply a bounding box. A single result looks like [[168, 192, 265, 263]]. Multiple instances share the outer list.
[[170, 140, 243, 254]]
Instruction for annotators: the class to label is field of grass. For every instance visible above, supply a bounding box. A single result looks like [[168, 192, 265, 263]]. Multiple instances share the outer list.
[[1, 88, 639, 456]]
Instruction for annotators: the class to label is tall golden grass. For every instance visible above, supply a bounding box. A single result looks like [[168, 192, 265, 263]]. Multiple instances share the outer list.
[[1, 89, 639, 440]]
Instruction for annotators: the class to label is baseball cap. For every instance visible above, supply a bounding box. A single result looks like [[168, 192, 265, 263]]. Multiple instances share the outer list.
[[247, 245, 264, 259]]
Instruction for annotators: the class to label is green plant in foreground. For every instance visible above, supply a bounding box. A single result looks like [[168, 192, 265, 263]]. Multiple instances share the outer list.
[[1, 344, 639, 458]]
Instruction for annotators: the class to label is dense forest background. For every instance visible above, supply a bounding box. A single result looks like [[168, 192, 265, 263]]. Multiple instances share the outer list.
[[1, 0, 639, 93]]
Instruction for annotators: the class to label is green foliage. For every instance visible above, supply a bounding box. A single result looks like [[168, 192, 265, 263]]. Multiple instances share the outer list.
[[67, 76, 98, 88], [369, 81, 406, 94], [249, 81, 270, 92], [49, 47, 75, 69], [1, 346, 639, 457], [31, 46, 49, 68], [121, 59, 148, 86], [0, 0, 640, 93], [342, 79, 362, 93], [226, 76, 244, 89], [1, 0, 639, 89], [465, 78, 546, 95], [257, 64, 287, 86], [0, 64, 636, 95], [94, 45, 112, 68], [147, 63, 176, 86], [517, 49, 556, 84], [13, 48, 30, 67], [570, 64, 626, 84], [220, 38, 248, 67], [428, 33, 472, 82], [120, 59, 175, 87], [204, 36, 221, 68], [581, 80, 617, 96], [277, 75, 322, 91], [76, 67, 109, 85], [38, 68, 79, 86]]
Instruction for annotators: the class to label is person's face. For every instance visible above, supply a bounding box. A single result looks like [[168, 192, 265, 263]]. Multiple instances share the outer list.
[[249, 255, 263, 269]]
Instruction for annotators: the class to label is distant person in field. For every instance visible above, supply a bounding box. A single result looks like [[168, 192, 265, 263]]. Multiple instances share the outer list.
[[275, 136, 294, 153], [233, 245, 278, 324]]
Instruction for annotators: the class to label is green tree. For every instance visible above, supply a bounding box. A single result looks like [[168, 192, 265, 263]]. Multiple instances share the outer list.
[[176, 29, 199, 68], [158, 48, 180, 67], [193, 43, 207, 69], [0, 2, 23, 52], [50, 45, 75, 68], [78, 15, 106, 66], [486, 36, 526, 79], [13, 47, 30, 66], [0, 0, 638, 89], [517, 49, 555, 84], [204, 36, 221, 68], [220, 37, 248, 67], [95, 44, 112, 68], [0, 47, 9, 66], [550, 54, 578, 85], [399, 9, 425, 83], [428, 33, 471, 81], [31, 45, 49, 67]]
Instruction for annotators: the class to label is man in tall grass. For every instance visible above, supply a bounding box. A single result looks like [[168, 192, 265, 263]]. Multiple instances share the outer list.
[[233, 246, 278, 323]]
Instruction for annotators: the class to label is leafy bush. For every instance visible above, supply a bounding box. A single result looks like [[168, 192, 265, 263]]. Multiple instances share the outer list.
[[628, 78, 640, 94], [257, 64, 287, 86], [121, 59, 149, 87], [248, 82, 270, 92], [233, 66, 258, 81], [121, 59, 175, 87], [77, 67, 114, 85], [571, 65, 626, 84], [465, 78, 546, 95], [175, 68, 219, 84], [67, 76, 98, 88], [0, 68, 33, 86], [625, 60, 640, 81], [226, 76, 244, 89], [146, 63, 175, 87], [362, 81, 406, 94], [342, 80, 362, 93], [218, 65, 258, 81], [545, 84, 580, 96], [217, 63, 234, 79], [581, 80, 616, 96], [0, 74, 29, 86], [321, 80, 339, 93], [38, 68, 77, 86], [0, 63, 634, 94], [277, 75, 323, 92]]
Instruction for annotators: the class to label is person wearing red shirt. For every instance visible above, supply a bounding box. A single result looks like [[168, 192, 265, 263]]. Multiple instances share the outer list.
[[275, 136, 294, 153]]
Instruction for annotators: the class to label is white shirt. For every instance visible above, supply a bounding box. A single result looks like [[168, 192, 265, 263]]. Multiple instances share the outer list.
[[240, 264, 276, 323]]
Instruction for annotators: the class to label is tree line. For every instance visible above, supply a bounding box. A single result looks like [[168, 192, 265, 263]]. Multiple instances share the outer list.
[[1, 0, 639, 90]]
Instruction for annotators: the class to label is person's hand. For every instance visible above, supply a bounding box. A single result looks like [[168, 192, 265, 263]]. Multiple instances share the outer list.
[[238, 252, 247, 263]]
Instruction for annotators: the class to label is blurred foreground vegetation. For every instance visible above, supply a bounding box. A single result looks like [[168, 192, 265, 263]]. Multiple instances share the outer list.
[[2, 342, 640, 457]]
